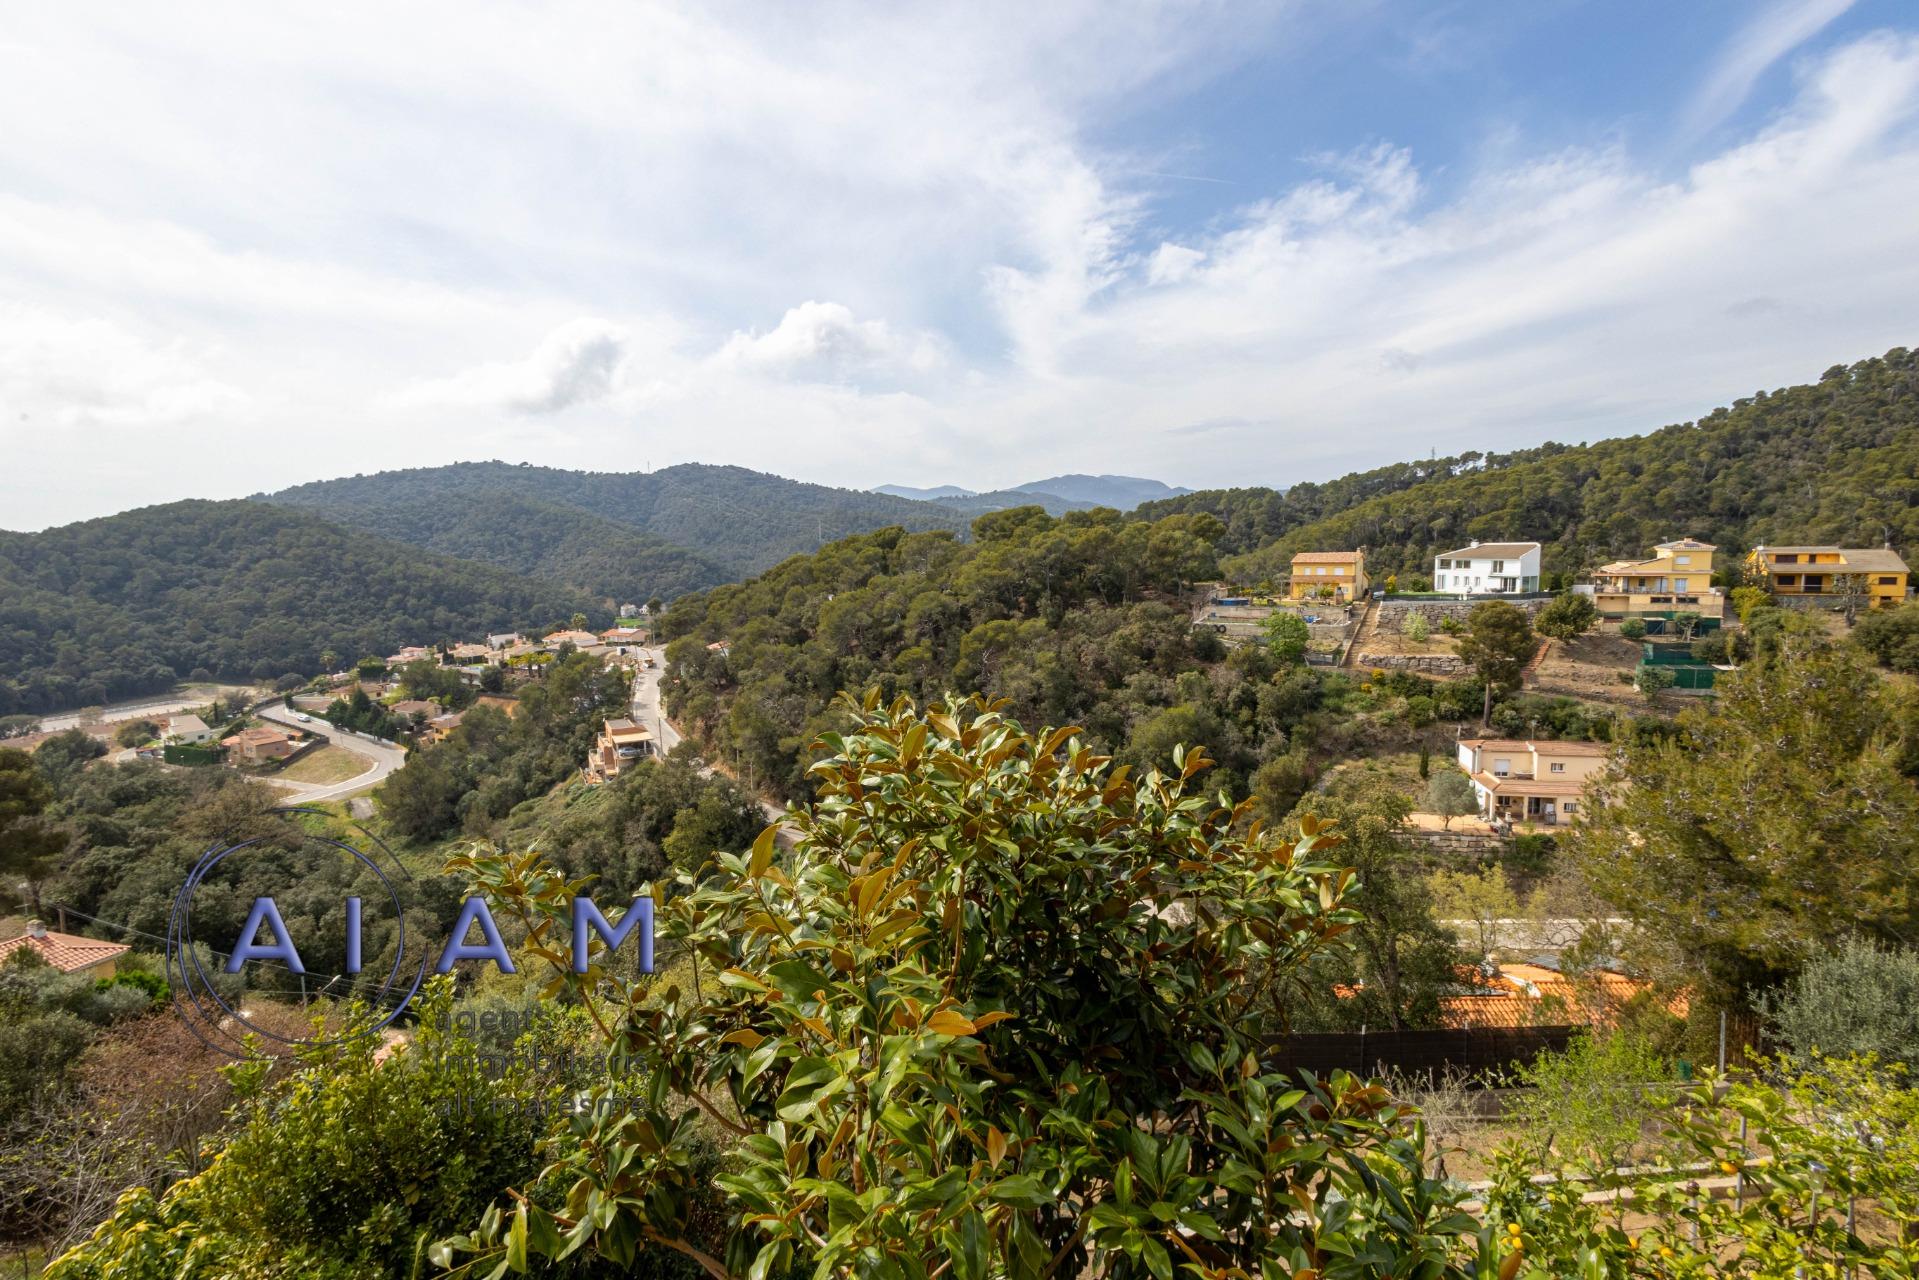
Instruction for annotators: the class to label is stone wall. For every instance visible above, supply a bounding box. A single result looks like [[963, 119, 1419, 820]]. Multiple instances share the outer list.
[[1407, 827, 1508, 859], [1353, 653, 1470, 676], [1372, 597, 1551, 634]]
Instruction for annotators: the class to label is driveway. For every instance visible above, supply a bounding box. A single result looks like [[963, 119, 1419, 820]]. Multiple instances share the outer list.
[[256, 699, 407, 804]]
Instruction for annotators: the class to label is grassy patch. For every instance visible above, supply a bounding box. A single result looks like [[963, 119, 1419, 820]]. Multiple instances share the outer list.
[[275, 744, 373, 785]]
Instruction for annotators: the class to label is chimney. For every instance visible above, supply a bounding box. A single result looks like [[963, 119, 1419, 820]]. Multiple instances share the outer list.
[[27, 919, 47, 939], [1469, 539, 1480, 549]]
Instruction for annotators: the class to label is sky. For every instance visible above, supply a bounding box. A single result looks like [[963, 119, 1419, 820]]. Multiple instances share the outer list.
[[2, 0, 1917, 529]]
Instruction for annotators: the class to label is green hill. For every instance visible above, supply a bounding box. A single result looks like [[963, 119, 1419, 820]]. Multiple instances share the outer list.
[[260, 461, 968, 579], [1146, 347, 1919, 584], [251, 489, 732, 606], [0, 500, 602, 715]]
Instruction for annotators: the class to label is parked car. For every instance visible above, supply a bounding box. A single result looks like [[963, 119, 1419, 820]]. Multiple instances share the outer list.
[[294, 712, 313, 722]]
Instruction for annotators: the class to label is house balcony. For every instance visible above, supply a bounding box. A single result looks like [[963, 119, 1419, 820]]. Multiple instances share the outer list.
[[1587, 586, 1723, 619]]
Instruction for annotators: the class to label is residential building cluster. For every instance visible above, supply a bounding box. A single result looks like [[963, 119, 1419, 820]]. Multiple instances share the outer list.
[[1261, 534, 1910, 613]]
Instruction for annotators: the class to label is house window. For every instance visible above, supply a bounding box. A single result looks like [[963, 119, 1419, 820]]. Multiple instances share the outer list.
[[1549, 762, 1565, 774], [1777, 574, 1797, 586], [1492, 758, 1511, 777], [1673, 579, 1688, 592], [1675, 555, 1690, 565], [1491, 560, 1506, 573], [1562, 801, 1578, 814], [1776, 554, 1799, 564], [1881, 576, 1899, 585]]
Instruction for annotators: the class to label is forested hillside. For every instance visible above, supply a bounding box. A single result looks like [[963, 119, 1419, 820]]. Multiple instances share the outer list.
[[0, 500, 600, 714], [1195, 348, 1919, 582], [261, 460, 967, 578], [252, 490, 730, 605], [658, 505, 1407, 803]]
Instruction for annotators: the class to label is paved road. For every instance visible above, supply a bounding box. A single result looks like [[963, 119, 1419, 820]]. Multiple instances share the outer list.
[[632, 646, 787, 828], [628, 647, 683, 753], [38, 684, 257, 732], [256, 700, 407, 804]]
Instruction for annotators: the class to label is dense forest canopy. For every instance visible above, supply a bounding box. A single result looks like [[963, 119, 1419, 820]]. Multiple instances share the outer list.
[[1188, 348, 1919, 582], [0, 500, 601, 714], [257, 489, 731, 606], [660, 505, 1402, 804], [260, 459, 968, 578]]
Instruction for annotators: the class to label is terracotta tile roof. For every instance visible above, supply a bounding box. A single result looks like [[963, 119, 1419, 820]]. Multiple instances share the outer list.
[[1290, 551, 1363, 564], [1439, 963, 1666, 1030], [0, 926, 131, 974]]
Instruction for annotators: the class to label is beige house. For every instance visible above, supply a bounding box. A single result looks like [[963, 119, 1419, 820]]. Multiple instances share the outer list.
[[222, 725, 299, 762], [545, 629, 602, 649], [1588, 538, 1722, 618], [594, 717, 656, 779], [0, 920, 130, 980], [1455, 738, 1609, 826]]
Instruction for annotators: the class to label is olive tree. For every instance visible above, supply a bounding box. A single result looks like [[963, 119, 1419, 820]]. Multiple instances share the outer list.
[[434, 693, 1475, 1278]]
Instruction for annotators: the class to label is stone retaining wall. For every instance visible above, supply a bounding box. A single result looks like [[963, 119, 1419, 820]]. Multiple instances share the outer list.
[[1373, 598, 1550, 634], [1353, 653, 1470, 676], [1407, 827, 1508, 858]]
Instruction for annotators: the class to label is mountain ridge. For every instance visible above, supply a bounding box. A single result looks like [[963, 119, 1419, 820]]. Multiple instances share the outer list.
[[260, 460, 969, 581], [871, 473, 1192, 515]]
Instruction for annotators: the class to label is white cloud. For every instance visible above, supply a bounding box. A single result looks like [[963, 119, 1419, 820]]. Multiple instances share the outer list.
[[711, 302, 944, 381], [0, 303, 249, 429], [1682, 0, 1856, 140], [0, 7, 1917, 526], [1146, 242, 1205, 285], [395, 319, 631, 414]]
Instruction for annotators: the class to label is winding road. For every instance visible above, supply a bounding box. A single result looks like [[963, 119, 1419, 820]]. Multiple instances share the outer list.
[[631, 646, 788, 829], [256, 699, 407, 804]]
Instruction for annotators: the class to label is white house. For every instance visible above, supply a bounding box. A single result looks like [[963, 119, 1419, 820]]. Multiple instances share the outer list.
[[1432, 541, 1542, 596], [161, 713, 213, 745]]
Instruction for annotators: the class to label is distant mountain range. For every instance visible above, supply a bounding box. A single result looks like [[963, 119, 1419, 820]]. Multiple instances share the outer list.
[[872, 474, 1193, 515]]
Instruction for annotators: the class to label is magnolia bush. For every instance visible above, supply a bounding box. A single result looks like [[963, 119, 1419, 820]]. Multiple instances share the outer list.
[[434, 692, 1477, 1278]]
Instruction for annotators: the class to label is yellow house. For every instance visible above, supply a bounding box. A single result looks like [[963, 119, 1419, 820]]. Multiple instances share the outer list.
[[1287, 550, 1368, 602], [1589, 537, 1722, 618], [1747, 545, 1912, 610]]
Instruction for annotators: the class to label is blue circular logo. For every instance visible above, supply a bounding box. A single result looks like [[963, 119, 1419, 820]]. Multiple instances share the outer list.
[[166, 807, 427, 1057]]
